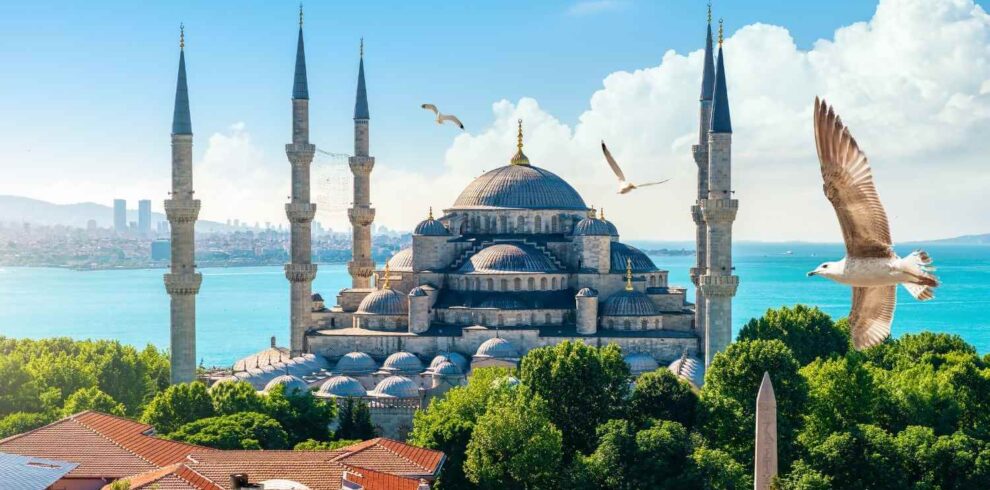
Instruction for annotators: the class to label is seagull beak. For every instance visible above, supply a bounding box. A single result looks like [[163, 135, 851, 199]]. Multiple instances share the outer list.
[[807, 270, 817, 277]]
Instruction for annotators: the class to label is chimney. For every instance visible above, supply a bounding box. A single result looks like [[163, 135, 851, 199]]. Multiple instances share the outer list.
[[418, 479, 431, 490], [271, 336, 277, 348], [230, 474, 249, 489]]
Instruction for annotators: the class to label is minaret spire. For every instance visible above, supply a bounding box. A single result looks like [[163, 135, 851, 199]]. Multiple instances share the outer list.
[[691, 4, 716, 348], [354, 38, 369, 120], [348, 38, 376, 288], [700, 5, 715, 102], [710, 20, 732, 133], [292, 6, 309, 100], [172, 24, 192, 135]]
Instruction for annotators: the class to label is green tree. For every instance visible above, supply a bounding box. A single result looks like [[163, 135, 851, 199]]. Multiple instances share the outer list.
[[699, 339, 807, 467], [62, 387, 126, 417], [408, 367, 515, 489], [0, 354, 42, 415], [210, 381, 265, 416], [464, 392, 563, 490], [577, 419, 694, 490], [0, 411, 53, 439], [629, 369, 698, 429], [261, 384, 334, 445], [798, 353, 887, 445], [335, 397, 376, 441], [772, 460, 831, 490], [141, 382, 215, 434], [894, 426, 990, 488], [89, 342, 149, 415], [166, 412, 289, 450], [140, 344, 171, 395], [519, 341, 629, 455], [738, 305, 848, 365], [294, 438, 361, 450], [686, 447, 749, 490], [802, 424, 906, 490]]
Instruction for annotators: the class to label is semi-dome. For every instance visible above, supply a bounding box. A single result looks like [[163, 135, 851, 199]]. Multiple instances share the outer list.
[[576, 287, 598, 297], [458, 243, 558, 274], [387, 248, 413, 272], [316, 376, 367, 398], [356, 288, 408, 315], [601, 290, 661, 316], [475, 337, 519, 359], [624, 353, 660, 375], [382, 351, 424, 374], [610, 243, 658, 273], [263, 375, 310, 395], [371, 375, 420, 398], [414, 217, 450, 236], [451, 164, 587, 210], [335, 352, 377, 375], [668, 354, 705, 388], [572, 217, 611, 236]]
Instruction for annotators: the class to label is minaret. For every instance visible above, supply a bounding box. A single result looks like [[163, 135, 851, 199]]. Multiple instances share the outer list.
[[700, 19, 739, 367], [691, 4, 716, 342], [285, 7, 318, 355], [163, 25, 202, 384], [754, 372, 778, 490], [347, 38, 376, 288]]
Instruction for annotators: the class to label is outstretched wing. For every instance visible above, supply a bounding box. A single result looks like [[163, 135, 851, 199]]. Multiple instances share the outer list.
[[601, 141, 626, 182], [421, 103, 439, 115], [814, 97, 894, 258], [439, 114, 465, 129], [850, 286, 895, 349], [636, 179, 671, 188]]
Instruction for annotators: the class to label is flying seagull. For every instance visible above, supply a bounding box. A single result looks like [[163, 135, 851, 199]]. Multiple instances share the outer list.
[[807, 97, 939, 350], [602, 141, 670, 194], [421, 104, 464, 130]]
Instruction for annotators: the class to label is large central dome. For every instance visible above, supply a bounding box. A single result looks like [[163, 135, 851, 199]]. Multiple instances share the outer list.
[[451, 164, 587, 210]]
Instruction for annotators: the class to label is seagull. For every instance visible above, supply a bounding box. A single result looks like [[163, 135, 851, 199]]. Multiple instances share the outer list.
[[601, 141, 670, 194], [807, 97, 939, 350], [421, 104, 464, 130]]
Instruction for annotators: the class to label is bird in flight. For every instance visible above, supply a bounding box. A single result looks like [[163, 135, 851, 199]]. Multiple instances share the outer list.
[[601, 141, 670, 194], [421, 104, 465, 130], [807, 97, 939, 350]]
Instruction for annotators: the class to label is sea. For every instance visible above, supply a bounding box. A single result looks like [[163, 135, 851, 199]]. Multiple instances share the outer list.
[[0, 242, 987, 366]]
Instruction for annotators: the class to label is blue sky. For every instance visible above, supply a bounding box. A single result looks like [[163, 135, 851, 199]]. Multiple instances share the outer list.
[[1, 0, 988, 240]]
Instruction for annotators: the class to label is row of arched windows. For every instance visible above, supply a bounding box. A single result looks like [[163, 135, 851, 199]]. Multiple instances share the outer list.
[[451, 275, 568, 291], [603, 318, 662, 330], [458, 213, 574, 234], [438, 310, 560, 326]]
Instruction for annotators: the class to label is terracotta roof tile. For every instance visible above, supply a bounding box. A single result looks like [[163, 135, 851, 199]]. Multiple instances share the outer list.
[[104, 463, 225, 490], [343, 466, 427, 490], [334, 438, 444, 476]]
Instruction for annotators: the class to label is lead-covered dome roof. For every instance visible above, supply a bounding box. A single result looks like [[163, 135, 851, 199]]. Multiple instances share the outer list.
[[335, 352, 377, 375], [263, 375, 310, 395], [624, 353, 660, 375], [356, 288, 408, 315], [475, 337, 519, 359], [601, 290, 661, 316], [382, 351, 424, 374], [668, 355, 705, 388], [573, 217, 611, 236], [610, 242, 658, 273], [316, 376, 366, 398], [451, 164, 587, 210], [414, 217, 450, 236], [387, 248, 413, 272], [458, 243, 559, 274], [371, 375, 420, 398]]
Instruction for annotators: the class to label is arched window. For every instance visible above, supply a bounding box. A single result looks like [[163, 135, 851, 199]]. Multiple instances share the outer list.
[[654, 319, 660, 328], [517, 215, 526, 232], [501, 279, 508, 291], [487, 278, 495, 291], [530, 313, 536, 324], [534, 215, 542, 233], [545, 313, 552, 325], [500, 215, 508, 233], [330, 318, 336, 327], [561, 277, 567, 288], [623, 320, 631, 329], [552, 277, 558, 289], [527, 277, 535, 290], [516, 314, 523, 324], [498, 315, 505, 326], [608, 320, 615, 328], [514, 278, 521, 291], [649, 275, 656, 287], [641, 319, 648, 329], [396, 319, 404, 329], [540, 277, 547, 290], [551, 215, 559, 233]]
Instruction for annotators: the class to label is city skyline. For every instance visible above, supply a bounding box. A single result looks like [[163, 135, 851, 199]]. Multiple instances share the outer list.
[[1, 0, 988, 241]]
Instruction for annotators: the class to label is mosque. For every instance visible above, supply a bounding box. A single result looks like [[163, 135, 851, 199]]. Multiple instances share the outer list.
[[166, 8, 737, 438]]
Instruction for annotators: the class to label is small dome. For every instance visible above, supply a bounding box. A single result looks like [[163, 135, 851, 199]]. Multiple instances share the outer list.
[[335, 352, 377, 375], [602, 290, 661, 316], [572, 217, 611, 236], [478, 295, 527, 309], [382, 351, 424, 374], [576, 287, 598, 297], [624, 353, 660, 375], [458, 243, 558, 274], [451, 164, 587, 211], [371, 375, 420, 398], [603, 219, 619, 236], [414, 218, 450, 236], [668, 355, 705, 388], [475, 338, 519, 359], [431, 361, 462, 376], [311, 293, 324, 302], [263, 375, 310, 395], [609, 242, 658, 273], [428, 355, 451, 370], [316, 376, 367, 398], [492, 376, 521, 389], [356, 288, 408, 315], [436, 351, 469, 372], [387, 248, 414, 272], [408, 286, 428, 297]]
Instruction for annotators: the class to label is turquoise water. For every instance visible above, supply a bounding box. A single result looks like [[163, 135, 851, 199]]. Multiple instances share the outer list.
[[1, 243, 987, 366]]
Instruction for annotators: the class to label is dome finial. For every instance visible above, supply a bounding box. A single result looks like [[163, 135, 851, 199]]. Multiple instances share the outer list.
[[718, 18, 724, 47], [599, 207, 605, 220], [382, 261, 391, 289], [510, 119, 530, 165], [179, 23, 185, 50], [299, 3, 303, 27], [707, 2, 712, 24], [587, 206, 595, 219], [360, 37, 364, 58], [625, 258, 634, 291], [428, 206, 433, 220]]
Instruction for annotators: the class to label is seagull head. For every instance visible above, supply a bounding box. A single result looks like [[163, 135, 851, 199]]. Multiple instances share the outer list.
[[807, 260, 842, 278]]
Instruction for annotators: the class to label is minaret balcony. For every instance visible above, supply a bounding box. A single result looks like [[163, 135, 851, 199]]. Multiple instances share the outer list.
[[699, 274, 739, 297], [348, 156, 375, 174], [285, 203, 317, 223], [691, 144, 708, 165], [347, 260, 375, 279], [164, 272, 202, 295], [700, 199, 738, 224], [164, 199, 201, 223], [348, 207, 376, 226], [286, 143, 315, 163], [691, 205, 705, 224], [285, 263, 318, 282]]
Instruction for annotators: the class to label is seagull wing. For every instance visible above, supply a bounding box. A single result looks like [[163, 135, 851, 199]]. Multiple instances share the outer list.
[[421, 103, 439, 115], [850, 285, 895, 349], [814, 97, 894, 258], [601, 141, 626, 182], [635, 179, 671, 188], [439, 114, 465, 129]]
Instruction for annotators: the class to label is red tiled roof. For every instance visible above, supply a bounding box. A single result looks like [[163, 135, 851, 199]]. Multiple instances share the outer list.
[[334, 438, 444, 476], [103, 463, 225, 490], [343, 466, 428, 490]]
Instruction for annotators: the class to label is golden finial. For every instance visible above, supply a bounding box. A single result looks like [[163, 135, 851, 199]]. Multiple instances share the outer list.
[[428, 206, 434, 220], [707, 2, 712, 24], [625, 258, 633, 291], [718, 18, 724, 47], [179, 23, 185, 50], [510, 119, 530, 165], [587, 207, 595, 219], [599, 208, 605, 220], [360, 37, 364, 58], [382, 262, 391, 289], [299, 3, 303, 27]]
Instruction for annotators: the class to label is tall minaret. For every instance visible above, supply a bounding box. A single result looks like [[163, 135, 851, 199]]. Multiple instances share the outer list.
[[347, 39, 376, 288], [691, 4, 716, 343], [285, 7, 318, 355], [700, 19, 739, 367], [164, 25, 202, 384]]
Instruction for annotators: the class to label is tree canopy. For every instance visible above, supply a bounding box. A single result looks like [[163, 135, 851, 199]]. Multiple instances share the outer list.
[[166, 412, 289, 450]]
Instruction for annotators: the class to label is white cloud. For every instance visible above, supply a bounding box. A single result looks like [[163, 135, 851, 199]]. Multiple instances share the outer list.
[[408, 0, 990, 242]]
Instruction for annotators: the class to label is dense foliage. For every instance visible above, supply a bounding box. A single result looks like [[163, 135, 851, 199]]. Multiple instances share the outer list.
[[166, 411, 289, 450], [410, 306, 990, 489], [0, 337, 170, 438], [334, 397, 376, 440]]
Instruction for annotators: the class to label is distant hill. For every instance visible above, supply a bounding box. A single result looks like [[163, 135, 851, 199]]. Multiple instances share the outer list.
[[0, 195, 228, 232], [913, 233, 990, 245]]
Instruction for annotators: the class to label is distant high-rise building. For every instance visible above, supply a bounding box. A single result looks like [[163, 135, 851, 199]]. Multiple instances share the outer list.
[[113, 199, 127, 233], [86, 219, 97, 231], [138, 200, 152, 235]]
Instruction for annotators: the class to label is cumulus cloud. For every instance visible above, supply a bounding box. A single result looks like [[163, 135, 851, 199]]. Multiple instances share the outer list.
[[405, 0, 990, 242]]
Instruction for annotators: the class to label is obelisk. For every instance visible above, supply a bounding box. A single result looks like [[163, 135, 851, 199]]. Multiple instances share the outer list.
[[754, 371, 777, 489]]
